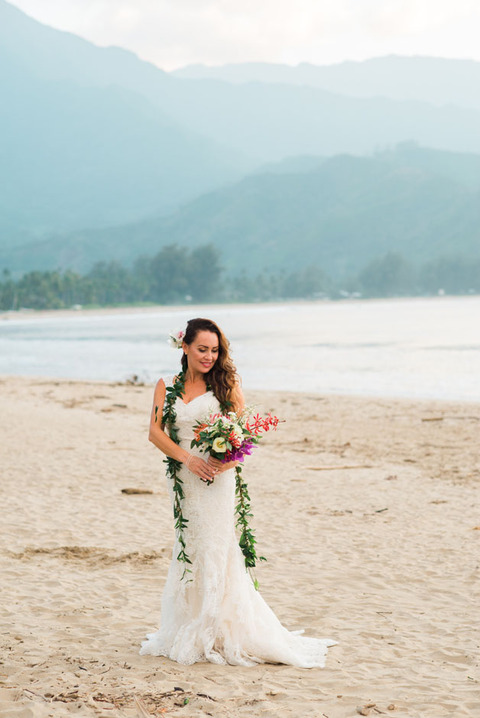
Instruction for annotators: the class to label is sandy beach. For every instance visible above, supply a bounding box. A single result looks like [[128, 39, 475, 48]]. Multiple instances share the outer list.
[[1, 375, 479, 717]]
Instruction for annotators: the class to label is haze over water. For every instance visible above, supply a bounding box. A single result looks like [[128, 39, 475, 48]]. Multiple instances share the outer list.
[[1, 296, 479, 402]]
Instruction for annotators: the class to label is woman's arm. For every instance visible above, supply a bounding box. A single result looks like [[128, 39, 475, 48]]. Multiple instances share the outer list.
[[149, 379, 215, 483], [231, 380, 245, 414]]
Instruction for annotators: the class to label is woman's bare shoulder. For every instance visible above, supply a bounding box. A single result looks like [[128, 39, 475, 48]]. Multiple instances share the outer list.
[[155, 375, 176, 390], [153, 377, 169, 398], [232, 379, 245, 412]]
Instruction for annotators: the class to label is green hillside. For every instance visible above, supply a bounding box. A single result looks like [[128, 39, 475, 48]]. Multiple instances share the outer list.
[[4, 145, 479, 279]]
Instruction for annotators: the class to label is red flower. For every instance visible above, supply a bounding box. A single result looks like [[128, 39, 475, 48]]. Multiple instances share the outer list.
[[193, 423, 207, 441], [228, 430, 242, 448]]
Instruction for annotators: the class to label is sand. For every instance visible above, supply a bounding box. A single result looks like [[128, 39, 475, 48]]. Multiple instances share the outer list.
[[0, 375, 479, 717]]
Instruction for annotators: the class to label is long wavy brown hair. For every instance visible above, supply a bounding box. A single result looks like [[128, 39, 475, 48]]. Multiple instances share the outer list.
[[180, 317, 239, 411]]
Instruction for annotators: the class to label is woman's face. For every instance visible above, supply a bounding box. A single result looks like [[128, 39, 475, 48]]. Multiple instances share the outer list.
[[183, 330, 219, 375]]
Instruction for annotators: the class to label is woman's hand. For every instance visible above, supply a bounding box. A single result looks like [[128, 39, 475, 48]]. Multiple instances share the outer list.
[[207, 455, 237, 474], [186, 454, 217, 483]]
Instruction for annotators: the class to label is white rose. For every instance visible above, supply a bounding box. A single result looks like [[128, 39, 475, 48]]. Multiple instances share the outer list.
[[212, 437, 227, 453]]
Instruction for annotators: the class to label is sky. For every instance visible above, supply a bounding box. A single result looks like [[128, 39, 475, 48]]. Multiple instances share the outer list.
[[8, 0, 480, 71]]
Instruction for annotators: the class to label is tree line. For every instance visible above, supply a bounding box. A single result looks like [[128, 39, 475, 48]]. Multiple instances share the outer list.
[[0, 244, 222, 310], [1, 245, 479, 311]]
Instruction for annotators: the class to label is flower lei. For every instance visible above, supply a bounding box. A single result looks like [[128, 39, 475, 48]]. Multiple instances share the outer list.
[[156, 371, 264, 586]]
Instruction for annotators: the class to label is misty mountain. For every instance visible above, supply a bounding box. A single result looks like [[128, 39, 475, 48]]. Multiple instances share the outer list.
[[4, 145, 479, 279], [2, 0, 480, 280], [172, 56, 480, 111], [161, 80, 480, 162], [3, 0, 480, 169], [0, 1, 249, 244], [0, 0, 173, 94]]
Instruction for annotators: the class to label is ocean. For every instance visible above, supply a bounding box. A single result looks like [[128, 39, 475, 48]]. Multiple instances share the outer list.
[[1, 296, 479, 402]]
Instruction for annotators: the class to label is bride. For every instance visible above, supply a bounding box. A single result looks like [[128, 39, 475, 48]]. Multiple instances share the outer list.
[[139, 317, 336, 667]]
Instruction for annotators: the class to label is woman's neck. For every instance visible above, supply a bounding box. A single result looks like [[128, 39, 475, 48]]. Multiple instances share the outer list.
[[185, 368, 206, 385]]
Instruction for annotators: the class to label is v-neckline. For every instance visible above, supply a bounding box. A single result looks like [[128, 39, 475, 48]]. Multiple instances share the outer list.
[[180, 390, 211, 407]]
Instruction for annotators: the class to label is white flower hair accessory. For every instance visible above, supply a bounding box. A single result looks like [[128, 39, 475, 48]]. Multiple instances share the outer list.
[[168, 329, 185, 349]]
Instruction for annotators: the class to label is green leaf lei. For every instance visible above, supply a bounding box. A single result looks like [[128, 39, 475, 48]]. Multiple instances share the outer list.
[[156, 371, 264, 586], [156, 370, 192, 578], [234, 463, 266, 590]]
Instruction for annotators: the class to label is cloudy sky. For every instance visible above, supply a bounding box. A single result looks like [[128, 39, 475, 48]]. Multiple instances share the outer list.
[[9, 0, 480, 71]]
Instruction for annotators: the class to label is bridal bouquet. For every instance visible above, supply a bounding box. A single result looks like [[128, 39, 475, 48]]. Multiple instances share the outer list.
[[190, 410, 279, 466], [191, 409, 280, 588]]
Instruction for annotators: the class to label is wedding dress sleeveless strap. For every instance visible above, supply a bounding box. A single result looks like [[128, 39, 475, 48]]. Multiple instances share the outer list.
[[139, 383, 337, 667]]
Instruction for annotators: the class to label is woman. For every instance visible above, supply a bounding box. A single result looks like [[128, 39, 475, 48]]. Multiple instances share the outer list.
[[139, 317, 336, 666]]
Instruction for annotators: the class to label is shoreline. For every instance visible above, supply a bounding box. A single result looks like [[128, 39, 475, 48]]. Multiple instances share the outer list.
[[2, 296, 478, 403], [2, 372, 480, 407], [1, 293, 478, 322]]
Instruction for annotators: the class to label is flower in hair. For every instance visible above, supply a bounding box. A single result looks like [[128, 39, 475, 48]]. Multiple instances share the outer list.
[[168, 329, 185, 349]]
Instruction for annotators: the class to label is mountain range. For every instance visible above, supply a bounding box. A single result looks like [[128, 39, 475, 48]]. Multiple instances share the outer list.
[[4, 144, 480, 280], [173, 56, 480, 111], [0, 0, 248, 245], [1, 0, 480, 279]]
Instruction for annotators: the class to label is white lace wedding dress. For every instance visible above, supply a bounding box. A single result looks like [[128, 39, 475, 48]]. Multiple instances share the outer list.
[[139, 386, 337, 667]]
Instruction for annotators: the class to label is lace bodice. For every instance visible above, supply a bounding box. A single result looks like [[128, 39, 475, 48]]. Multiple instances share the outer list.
[[171, 388, 220, 447]]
